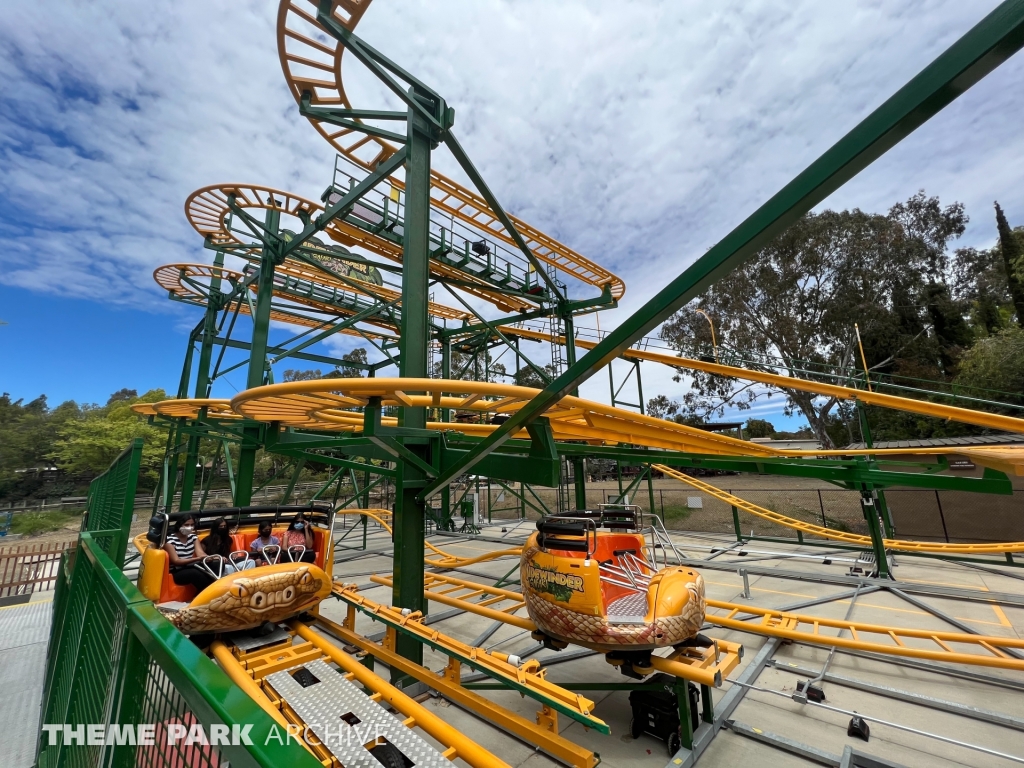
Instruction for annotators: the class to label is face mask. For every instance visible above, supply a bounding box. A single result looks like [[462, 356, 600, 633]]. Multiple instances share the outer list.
[[295, 523, 304, 530], [181, 526, 194, 535]]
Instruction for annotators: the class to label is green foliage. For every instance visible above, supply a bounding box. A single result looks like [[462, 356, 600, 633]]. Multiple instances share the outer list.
[[10, 509, 81, 537], [431, 350, 508, 382], [0, 394, 82, 501], [282, 369, 324, 381], [744, 418, 776, 438], [49, 389, 167, 489], [513, 363, 556, 389], [954, 326, 1024, 410], [282, 349, 369, 382], [657, 191, 1021, 446], [994, 202, 1024, 329], [646, 395, 680, 420]]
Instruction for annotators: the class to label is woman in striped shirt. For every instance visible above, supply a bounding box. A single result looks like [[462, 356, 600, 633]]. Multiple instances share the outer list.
[[162, 515, 217, 592]]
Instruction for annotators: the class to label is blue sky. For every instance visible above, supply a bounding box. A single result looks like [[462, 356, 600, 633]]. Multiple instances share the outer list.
[[2, 0, 1023, 429]]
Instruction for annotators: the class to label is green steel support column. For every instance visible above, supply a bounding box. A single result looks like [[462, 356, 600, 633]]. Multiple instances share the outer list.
[[562, 311, 578, 397], [572, 456, 587, 510], [440, 338, 452, 528], [236, 208, 281, 506], [165, 422, 185, 511], [636, 364, 657, 516], [701, 684, 714, 725], [282, 458, 306, 504], [198, 442, 222, 512], [176, 336, 197, 399], [181, 251, 223, 511], [676, 678, 694, 751], [732, 504, 742, 540], [645, 466, 656, 517], [392, 88, 433, 674], [860, 490, 890, 578], [857, 402, 895, 538], [221, 439, 237, 499], [178, 407, 207, 512]]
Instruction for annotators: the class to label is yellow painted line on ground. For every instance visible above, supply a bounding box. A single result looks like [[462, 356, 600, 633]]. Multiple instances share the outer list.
[[0, 596, 53, 611], [974, 584, 1014, 629], [992, 603, 1013, 628]]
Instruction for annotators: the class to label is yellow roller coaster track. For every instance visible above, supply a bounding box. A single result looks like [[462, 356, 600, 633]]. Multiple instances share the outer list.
[[276, 0, 626, 304], [380, 569, 1024, 674], [504, 326, 1024, 476], [502, 325, 1024, 440], [331, 584, 611, 733], [184, 183, 539, 313], [349, 576, 742, 690], [131, 397, 241, 420], [228, 378, 786, 457], [211, 621, 508, 768], [135, 376, 1024, 474], [155, 261, 470, 331], [654, 463, 1024, 555]]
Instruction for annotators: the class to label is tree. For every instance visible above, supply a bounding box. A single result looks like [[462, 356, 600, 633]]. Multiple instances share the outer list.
[[744, 418, 776, 438], [431, 350, 507, 382], [659, 192, 969, 447], [283, 350, 369, 381], [646, 395, 680, 420], [954, 326, 1024, 410], [50, 389, 167, 487], [337, 348, 368, 378], [106, 388, 138, 405], [993, 203, 1024, 328], [282, 369, 324, 382], [514, 363, 557, 389]]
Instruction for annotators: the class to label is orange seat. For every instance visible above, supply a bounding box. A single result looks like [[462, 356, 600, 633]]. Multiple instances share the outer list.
[[149, 528, 329, 605], [153, 550, 198, 604], [236, 528, 326, 567]]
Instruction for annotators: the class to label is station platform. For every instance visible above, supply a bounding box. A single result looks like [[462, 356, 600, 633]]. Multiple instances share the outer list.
[[1, 597, 53, 768]]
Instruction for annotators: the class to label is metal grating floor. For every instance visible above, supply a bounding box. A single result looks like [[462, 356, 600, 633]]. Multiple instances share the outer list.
[[266, 658, 448, 768], [605, 590, 648, 622]]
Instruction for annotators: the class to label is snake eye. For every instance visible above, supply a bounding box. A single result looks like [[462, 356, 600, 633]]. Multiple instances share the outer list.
[[300, 571, 312, 585], [282, 585, 295, 601], [251, 591, 267, 609]]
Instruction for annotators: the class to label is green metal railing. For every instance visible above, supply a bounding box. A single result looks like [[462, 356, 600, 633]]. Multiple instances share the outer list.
[[82, 438, 144, 569], [36, 445, 320, 768]]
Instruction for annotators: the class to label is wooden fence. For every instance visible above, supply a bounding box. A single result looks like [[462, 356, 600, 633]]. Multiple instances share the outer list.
[[0, 541, 76, 605]]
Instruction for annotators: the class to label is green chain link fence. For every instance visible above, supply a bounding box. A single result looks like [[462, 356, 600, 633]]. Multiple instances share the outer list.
[[36, 441, 320, 768]]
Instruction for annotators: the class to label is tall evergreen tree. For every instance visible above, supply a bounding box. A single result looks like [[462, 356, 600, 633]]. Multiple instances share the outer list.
[[994, 202, 1024, 328]]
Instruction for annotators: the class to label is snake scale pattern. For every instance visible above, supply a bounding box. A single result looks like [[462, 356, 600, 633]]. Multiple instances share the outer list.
[[168, 566, 323, 633]]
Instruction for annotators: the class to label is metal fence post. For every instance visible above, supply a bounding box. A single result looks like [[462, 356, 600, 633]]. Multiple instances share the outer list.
[[935, 490, 950, 543]]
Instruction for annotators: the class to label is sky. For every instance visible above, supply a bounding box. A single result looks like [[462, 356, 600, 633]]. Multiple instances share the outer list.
[[1, 0, 1022, 429]]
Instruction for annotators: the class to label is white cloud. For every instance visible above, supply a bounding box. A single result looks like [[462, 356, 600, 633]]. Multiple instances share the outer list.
[[2, 0, 1021, 413]]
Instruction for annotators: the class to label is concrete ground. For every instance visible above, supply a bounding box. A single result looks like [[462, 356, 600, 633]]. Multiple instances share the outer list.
[[0, 594, 54, 768], [322, 518, 1024, 768]]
